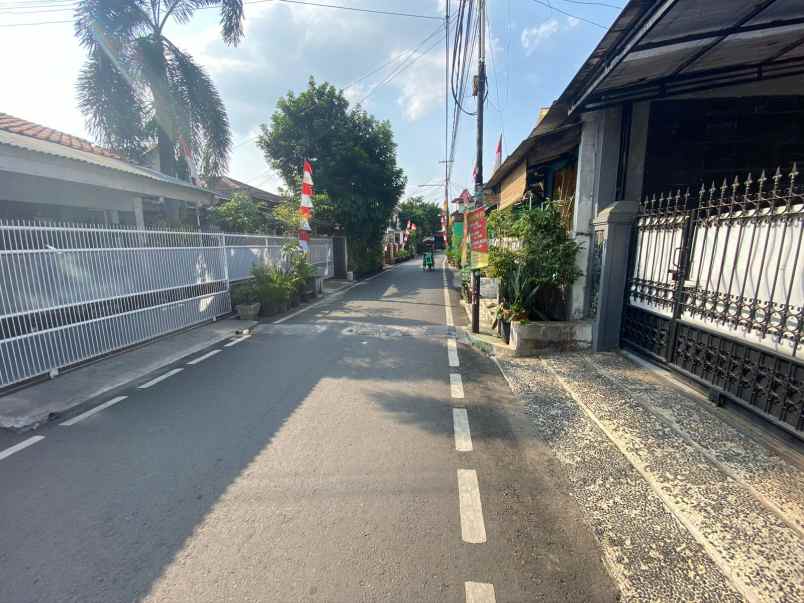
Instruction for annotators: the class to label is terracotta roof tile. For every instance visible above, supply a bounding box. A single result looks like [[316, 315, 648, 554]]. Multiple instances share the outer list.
[[0, 112, 121, 159]]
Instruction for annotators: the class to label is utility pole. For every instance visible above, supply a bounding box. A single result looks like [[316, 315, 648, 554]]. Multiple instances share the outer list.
[[444, 0, 450, 224], [471, 0, 486, 334]]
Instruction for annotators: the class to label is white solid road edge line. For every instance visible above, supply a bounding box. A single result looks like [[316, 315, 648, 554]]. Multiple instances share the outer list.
[[457, 469, 487, 543], [450, 373, 465, 399], [187, 349, 222, 365], [0, 435, 45, 461], [223, 334, 251, 347], [453, 408, 473, 452], [465, 581, 496, 603], [448, 337, 460, 367], [59, 396, 128, 426], [138, 368, 183, 389]]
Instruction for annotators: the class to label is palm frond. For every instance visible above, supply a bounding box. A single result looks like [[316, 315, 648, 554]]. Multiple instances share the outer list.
[[166, 43, 231, 178], [77, 47, 147, 158], [74, 0, 152, 49]]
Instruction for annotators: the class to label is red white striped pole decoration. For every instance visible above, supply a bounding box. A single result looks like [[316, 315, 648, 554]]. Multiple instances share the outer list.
[[299, 160, 314, 253]]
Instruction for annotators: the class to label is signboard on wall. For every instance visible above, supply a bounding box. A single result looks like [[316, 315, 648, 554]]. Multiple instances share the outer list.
[[466, 207, 489, 269]]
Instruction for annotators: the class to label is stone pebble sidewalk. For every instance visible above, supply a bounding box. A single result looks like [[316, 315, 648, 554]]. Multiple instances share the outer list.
[[496, 351, 804, 603]]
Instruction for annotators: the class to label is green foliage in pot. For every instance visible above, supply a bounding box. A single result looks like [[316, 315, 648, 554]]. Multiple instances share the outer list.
[[230, 280, 260, 306], [486, 201, 582, 321], [251, 264, 294, 313], [282, 241, 318, 297]]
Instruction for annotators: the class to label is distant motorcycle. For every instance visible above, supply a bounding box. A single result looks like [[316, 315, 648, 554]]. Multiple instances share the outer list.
[[421, 238, 435, 271]]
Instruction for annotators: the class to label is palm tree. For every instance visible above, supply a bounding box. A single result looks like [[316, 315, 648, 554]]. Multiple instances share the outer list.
[[75, 0, 244, 179]]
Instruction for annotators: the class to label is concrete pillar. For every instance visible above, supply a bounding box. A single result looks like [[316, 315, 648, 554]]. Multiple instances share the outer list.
[[624, 101, 650, 203], [590, 200, 641, 352], [133, 197, 145, 229], [569, 107, 623, 320]]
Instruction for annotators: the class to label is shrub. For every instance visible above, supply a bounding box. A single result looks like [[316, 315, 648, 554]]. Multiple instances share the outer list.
[[252, 264, 294, 312], [349, 241, 384, 274], [487, 201, 582, 321], [209, 192, 270, 233], [230, 280, 259, 306], [282, 241, 318, 297]]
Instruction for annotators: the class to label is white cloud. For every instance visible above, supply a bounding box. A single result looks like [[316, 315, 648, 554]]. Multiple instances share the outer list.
[[392, 51, 445, 122], [567, 16, 580, 28], [342, 83, 370, 108], [520, 19, 560, 55]]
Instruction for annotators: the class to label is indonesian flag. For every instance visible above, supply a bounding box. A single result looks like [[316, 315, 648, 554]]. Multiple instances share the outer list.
[[494, 134, 502, 172], [299, 160, 314, 252]]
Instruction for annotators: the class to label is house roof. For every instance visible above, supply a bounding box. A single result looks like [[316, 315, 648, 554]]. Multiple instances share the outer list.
[[0, 112, 213, 196], [0, 113, 121, 159], [487, 0, 804, 187], [559, 0, 804, 112], [207, 175, 282, 205]]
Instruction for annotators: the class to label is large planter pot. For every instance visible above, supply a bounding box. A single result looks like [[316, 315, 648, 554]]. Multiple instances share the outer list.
[[509, 320, 593, 356], [236, 302, 261, 321]]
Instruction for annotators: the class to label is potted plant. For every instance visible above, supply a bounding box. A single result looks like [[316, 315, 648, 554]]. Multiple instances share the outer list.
[[230, 281, 261, 321], [252, 264, 294, 316]]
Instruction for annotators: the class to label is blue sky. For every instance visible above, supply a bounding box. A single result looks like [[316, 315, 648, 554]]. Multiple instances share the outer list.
[[0, 0, 620, 205]]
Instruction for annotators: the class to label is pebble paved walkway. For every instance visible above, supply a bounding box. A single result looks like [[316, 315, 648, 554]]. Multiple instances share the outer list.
[[498, 352, 804, 603]]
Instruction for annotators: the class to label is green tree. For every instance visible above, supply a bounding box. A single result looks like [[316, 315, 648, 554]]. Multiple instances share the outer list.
[[75, 0, 244, 178], [257, 78, 406, 271], [398, 196, 442, 240], [208, 192, 269, 233]]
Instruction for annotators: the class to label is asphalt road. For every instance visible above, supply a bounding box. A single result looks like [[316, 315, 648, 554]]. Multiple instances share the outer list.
[[0, 255, 617, 603]]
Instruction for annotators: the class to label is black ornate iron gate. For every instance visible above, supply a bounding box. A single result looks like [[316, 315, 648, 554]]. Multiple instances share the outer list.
[[621, 165, 804, 437]]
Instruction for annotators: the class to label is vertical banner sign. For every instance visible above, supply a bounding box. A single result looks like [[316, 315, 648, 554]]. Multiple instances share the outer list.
[[466, 207, 489, 269], [299, 160, 314, 253]]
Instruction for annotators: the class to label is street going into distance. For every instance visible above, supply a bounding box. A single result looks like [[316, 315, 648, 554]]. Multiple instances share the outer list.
[[0, 256, 617, 603]]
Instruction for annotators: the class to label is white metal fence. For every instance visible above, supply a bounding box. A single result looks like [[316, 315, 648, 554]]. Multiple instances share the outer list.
[[0, 220, 334, 389]]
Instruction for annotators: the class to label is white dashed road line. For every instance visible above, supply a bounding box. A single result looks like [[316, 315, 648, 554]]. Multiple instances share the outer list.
[[186, 349, 222, 365], [457, 469, 487, 543], [138, 368, 183, 390], [453, 408, 473, 452], [465, 581, 496, 602], [448, 337, 460, 367], [0, 436, 45, 461], [450, 373, 465, 399], [223, 335, 251, 347], [59, 396, 128, 426]]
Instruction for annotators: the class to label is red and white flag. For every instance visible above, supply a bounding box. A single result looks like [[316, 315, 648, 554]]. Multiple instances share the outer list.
[[494, 134, 502, 172], [299, 160, 314, 253], [178, 134, 199, 185]]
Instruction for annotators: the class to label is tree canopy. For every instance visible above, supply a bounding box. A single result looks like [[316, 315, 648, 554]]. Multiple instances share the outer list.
[[257, 78, 406, 271], [398, 196, 442, 240], [74, 0, 244, 179]]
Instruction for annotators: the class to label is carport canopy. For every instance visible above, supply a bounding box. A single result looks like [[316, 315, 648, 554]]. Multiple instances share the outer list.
[[566, 0, 804, 112]]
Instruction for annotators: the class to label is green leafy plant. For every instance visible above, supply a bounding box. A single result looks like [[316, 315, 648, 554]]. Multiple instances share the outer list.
[[282, 241, 318, 297], [209, 192, 270, 233], [487, 201, 582, 321], [230, 280, 259, 306], [252, 264, 293, 312]]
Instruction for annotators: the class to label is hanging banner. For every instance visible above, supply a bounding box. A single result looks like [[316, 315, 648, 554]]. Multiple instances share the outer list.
[[299, 160, 314, 253], [466, 206, 489, 269]]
